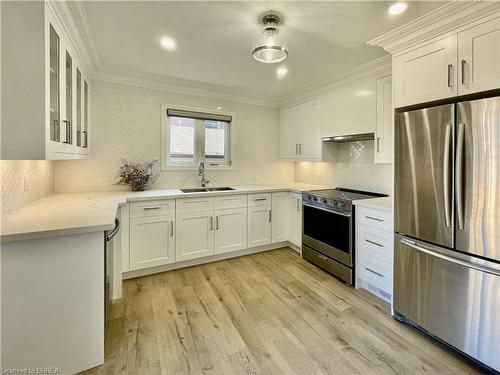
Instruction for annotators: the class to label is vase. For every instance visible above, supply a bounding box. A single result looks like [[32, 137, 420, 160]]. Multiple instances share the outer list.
[[131, 183, 146, 192]]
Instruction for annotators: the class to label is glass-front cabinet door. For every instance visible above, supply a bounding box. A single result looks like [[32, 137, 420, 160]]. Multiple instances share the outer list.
[[63, 50, 73, 146], [83, 80, 89, 149], [49, 24, 60, 143], [76, 68, 82, 147]]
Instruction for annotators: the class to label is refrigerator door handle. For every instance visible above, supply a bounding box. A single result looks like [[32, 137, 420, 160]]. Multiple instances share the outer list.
[[443, 124, 452, 227], [455, 122, 465, 230], [400, 238, 500, 276]]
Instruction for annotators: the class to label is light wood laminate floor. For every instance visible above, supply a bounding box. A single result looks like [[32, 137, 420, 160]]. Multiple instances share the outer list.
[[82, 248, 487, 375]]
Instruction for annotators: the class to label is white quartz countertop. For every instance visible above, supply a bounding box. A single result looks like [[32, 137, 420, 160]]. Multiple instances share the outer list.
[[0, 184, 326, 243], [353, 196, 392, 213]]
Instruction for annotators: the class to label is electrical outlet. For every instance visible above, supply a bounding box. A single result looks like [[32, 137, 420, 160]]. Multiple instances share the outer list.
[[23, 175, 32, 192]]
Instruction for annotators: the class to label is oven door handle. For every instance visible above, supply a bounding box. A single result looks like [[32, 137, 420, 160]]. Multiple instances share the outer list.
[[302, 202, 352, 217]]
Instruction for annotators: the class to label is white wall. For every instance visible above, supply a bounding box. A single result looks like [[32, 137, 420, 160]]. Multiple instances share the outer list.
[[295, 141, 393, 195], [0, 160, 55, 216], [55, 81, 295, 191]]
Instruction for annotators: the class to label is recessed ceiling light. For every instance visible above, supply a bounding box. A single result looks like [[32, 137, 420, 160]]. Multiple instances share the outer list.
[[217, 106, 222, 110], [160, 37, 176, 50], [277, 66, 288, 78], [388, 2, 408, 15]]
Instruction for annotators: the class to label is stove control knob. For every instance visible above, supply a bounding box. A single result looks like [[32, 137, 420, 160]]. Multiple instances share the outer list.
[[313, 196, 318, 201], [321, 198, 327, 204], [307, 195, 312, 200], [339, 201, 345, 207]]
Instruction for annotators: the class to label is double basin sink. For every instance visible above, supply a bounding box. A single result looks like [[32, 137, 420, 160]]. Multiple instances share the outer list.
[[180, 187, 235, 193]]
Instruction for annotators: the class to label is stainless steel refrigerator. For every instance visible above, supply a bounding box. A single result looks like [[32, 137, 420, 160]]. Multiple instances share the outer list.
[[394, 96, 500, 372]]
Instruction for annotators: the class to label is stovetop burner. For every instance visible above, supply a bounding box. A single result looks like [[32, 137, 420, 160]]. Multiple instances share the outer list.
[[309, 187, 386, 201]]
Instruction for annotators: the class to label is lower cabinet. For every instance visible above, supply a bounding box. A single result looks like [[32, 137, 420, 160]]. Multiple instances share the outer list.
[[175, 211, 215, 262], [271, 192, 289, 243], [214, 207, 247, 254], [129, 215, 175, 271], [248, 206, 272, 247], [289, 192, 302, 248]]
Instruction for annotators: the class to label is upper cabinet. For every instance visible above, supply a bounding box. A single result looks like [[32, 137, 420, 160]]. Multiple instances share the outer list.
[[280, 99, 322, 161], [321, 80, 377, 138], [1, 2, 91, 160], [458, 17, 500, 95], [394, 17, 500, 108], [375, 76, 393, 164]]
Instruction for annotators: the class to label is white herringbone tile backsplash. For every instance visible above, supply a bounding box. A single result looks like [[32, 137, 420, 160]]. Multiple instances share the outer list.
[[0, 160, 55, 216]]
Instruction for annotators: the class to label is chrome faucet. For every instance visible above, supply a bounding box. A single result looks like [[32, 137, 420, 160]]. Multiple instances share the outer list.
[[198, 161, 210, 187]]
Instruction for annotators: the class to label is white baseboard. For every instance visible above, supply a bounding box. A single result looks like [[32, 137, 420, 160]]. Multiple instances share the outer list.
[[123, 241, 290, 280]]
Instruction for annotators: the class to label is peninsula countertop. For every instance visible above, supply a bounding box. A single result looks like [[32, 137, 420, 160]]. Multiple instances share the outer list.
[[0, 183, 326, 243]]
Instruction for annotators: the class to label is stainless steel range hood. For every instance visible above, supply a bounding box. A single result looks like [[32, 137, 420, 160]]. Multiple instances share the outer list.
[[322, 132, 374, 143]]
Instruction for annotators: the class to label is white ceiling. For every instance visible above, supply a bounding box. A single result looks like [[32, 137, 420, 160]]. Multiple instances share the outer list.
[[83, 1, 446, 100]]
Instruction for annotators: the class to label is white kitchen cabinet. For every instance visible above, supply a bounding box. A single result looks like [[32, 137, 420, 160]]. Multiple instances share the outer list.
[[214, 207, 247, 254], [1, 2, 90, 160], [248, 206, 272, 248], [375, 76, 393, 164], [394, 35, 458, 108], [271, 192, 289, 243], [175, 211, 214, 261], [458, 17, 500, 95], [355, 205, 394, 303], [280, 99, 322, 161], [130, 215, 175, 270], [321, 80, 376, 138], [289, 192, 302, 249]]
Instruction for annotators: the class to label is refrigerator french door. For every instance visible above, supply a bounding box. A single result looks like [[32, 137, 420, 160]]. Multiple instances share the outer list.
[[394, 96, 500, 373]]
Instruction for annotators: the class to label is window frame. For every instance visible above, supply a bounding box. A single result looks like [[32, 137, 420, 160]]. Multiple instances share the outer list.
[[161, 103, 236, 171]]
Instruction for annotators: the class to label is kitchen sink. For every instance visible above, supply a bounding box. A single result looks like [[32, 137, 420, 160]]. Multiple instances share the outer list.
[[204, 187, 235, 192], [180, 187, 235, 193]]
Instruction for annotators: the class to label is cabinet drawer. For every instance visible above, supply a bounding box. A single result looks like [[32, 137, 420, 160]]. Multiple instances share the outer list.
[[357, 224, 393, 262], [248, 193, 272, 207], [214, 194, 247, 209], [130, 199, 175, 218], [360, 254, 391, 291], [176, 197, 214, 213], [357, 206, 392, 232]]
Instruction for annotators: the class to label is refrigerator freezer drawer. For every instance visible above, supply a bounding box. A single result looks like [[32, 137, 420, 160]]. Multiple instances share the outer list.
[[394, 234, 500, 372]]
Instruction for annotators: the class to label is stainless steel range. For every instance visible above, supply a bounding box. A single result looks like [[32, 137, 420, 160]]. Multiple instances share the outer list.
[[302, 188, 386, 285]]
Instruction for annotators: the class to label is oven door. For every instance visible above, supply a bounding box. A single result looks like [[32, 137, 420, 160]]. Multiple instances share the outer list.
[[302, 203, 352, 267]]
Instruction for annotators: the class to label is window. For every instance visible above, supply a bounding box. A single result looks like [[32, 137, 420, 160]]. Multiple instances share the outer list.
[[162, 106, 235, 169]]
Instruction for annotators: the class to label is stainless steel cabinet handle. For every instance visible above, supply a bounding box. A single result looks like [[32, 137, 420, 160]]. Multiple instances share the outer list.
[[447, 63, 453, 88], [82, 130, 88, 148], [366, 239, 383, 248], [401, 238, 500, 276], [296, 199, 299, 212], [170, 221, 174, 237], [106, 218, 120, 241], [295, 144, 298, 155], [210, 216, 213, 231], [456, 122, 465, 230], [365, 215, 383, 222], [143, 206, 161, 211], [365, 267, 384, 278], [216, 216, 219, 230], [254, 197, 267, 201], [461, 59, 466, 85], [62, 120, 71, 144], [443, 124, 452, 228], [269, 210, 272, 223]]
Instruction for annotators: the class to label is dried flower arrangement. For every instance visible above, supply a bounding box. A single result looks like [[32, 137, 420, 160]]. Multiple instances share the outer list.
[[115, 159, 159, 191]]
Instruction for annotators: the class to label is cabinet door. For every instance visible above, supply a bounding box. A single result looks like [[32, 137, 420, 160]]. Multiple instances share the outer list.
[[214, 208, 247, 254], [48, 21, 61, 145], [280, 105, 301, 159], [289, 193, 302, 248], [394, 35, 457, 107], [176, 211, 214, 261], [76, 68, 83, 148], [321, 81, 376, 137], [298, 100, 322, 160], [458, 17, 500, 95], [375, 76, 393, 164], [271, 192, 289, 243], [130, 215, 175, 270], [248, 206, 272, 248], [82, 77, 90, 151]]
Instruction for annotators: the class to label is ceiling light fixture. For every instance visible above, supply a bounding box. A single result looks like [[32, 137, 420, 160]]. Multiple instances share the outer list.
[[388, 2, 408, 15], [252, 13, 288, 64], [277, 66, 288, 78], [160, 37, 176, 50]]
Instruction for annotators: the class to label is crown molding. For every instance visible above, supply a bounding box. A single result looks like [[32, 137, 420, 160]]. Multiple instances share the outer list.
[[94, 70, 281, 108], [279, 54, 392, 108], [368, 0, 500, 54]]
